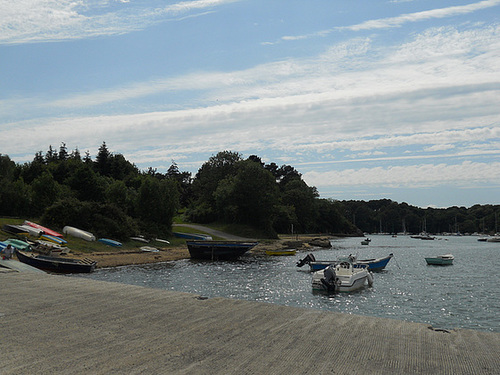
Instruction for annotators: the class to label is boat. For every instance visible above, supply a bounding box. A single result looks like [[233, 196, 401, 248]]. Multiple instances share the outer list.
[[63, 226, 96, 241], [31, 240, 69, 256], [24, 220, 63, 238], [98, 238, 122, 247], [425, 254, 454, 266], [2, 224, 29, 236], [312, 260, 373, 293], [411, 232, 435, 240], [40, 234, 67, 245], [18, 224, 44, 237], [297, 253, 393, 272], [174, 232, 213, 240], [486, 237, 500, 242], [186, 240, 258, 260], [130, 236, 149, 243], [15, 249, 97, 273], [140, 246, 159, 252], [155, 238, 170, 244], [265, 248, 297, 256], [4, 239, 31, 251], [361, 238, 371, 245]]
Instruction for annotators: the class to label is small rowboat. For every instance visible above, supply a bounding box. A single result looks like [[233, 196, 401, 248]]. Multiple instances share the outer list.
[[425, 254, 454, 266]]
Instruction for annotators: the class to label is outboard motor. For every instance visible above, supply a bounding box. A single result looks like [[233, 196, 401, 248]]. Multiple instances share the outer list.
[[296, 253, 316, 267], [320, 266, 338, 293]]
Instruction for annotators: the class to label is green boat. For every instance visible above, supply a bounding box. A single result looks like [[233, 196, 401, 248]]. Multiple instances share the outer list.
[[425, 254, 454, 266]]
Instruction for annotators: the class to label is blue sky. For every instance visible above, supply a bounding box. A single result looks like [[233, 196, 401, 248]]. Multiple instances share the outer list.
[[1, 0, 499, 208]]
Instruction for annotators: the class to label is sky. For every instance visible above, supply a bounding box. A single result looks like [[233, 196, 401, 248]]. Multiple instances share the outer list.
[[1, 0, 499, 209]]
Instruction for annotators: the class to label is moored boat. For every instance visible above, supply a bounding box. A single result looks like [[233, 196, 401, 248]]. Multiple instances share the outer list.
[[297, 253, 393, 272], [312, 261, 373, 293], [265, 248, 296, 256], [15, 249, 97, 273], [425, 254, 454, 266], [186, 240, 258, 260]]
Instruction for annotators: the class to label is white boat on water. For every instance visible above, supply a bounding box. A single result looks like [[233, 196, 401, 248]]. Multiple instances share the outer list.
[[312, 261, 373, 293], [63, 226, 96, 242], [486, 237, 500, 242]]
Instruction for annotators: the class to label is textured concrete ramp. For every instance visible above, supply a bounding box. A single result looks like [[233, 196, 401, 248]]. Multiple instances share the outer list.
[[1, 272, 499, 375]]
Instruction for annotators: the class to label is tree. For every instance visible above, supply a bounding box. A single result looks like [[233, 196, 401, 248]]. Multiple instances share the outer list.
[[95, 141, 111, 176]]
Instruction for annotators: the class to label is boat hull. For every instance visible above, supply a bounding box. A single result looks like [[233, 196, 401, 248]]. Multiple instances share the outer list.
[[312, 265, 373, 293], [15, 250, 96, 273], [265, 249, 296, 256], [308, 254, 393, 272], [63, 226, 96, 241], [425, 258, 453, 265], [186, 240, 257, 260]]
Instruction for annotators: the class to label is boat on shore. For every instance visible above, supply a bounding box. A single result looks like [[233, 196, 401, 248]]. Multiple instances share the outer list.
[[425, 254, 454, 266], [98, 238, 122, 247], [15, 249, 97, 273], [297, 253, 393, 272], [24, 221, 63, 238], [186, 240, 258, 260], [174, 232, 213, 240], [312, 260, 373, 293], [2, 224, 29, 236], [63, 226, 96, 241]]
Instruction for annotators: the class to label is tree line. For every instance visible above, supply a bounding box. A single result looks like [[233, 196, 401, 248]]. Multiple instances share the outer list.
[[1, 143, 498, 240]]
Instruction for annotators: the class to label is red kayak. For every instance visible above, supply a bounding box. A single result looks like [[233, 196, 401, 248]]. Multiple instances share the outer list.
[[24, 221, 63, 238]]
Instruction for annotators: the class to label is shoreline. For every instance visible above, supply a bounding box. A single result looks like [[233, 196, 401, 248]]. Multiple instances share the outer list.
[[68, 236, 332, 268]]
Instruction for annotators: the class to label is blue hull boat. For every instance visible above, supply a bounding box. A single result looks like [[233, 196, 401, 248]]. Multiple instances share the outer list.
[[298, 253, 393, 272]]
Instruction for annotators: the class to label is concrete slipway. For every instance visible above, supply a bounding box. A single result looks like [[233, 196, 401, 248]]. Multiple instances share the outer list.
[[1, 271, 499, 374]]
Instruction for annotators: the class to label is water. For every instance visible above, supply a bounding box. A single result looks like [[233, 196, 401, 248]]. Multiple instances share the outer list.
[[74, 235, 500, 332]]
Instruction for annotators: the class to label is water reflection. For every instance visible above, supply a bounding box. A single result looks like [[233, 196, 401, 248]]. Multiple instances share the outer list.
[[76, 235, 500, 332]]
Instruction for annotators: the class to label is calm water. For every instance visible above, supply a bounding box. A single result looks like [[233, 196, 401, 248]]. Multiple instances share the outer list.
[[74, 235, 500, 332]]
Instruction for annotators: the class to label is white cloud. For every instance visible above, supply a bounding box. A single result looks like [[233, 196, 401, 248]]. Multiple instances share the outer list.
[[277, 0, 500, 42], [304, 161, 500, 188], [0, 0, 239, 44]]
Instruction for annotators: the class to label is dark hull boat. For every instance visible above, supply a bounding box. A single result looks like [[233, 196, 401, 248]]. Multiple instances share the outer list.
[[15, 249, 97, 273], [186, 240, 258, 260]]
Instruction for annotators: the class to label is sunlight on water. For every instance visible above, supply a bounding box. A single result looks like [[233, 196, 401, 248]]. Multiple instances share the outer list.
[[75, 235, 500, 332]]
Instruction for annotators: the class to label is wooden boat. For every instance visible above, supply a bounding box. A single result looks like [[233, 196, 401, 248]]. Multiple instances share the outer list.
[[24, 221, 63, 238], [63, 226, 96, 241], [186, 240, 258, 260], [425, 254, 454, 266], [174, 232, 212, 240], [265, 248, 297, 256], [98, 238, 122, 247], [15, 249, 97, 273], [312, 261, 374, 293], [297, 253, 393, 272]]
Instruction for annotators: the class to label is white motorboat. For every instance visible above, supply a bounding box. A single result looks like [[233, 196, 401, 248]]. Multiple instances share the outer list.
[[312, 261, 373, 293]]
